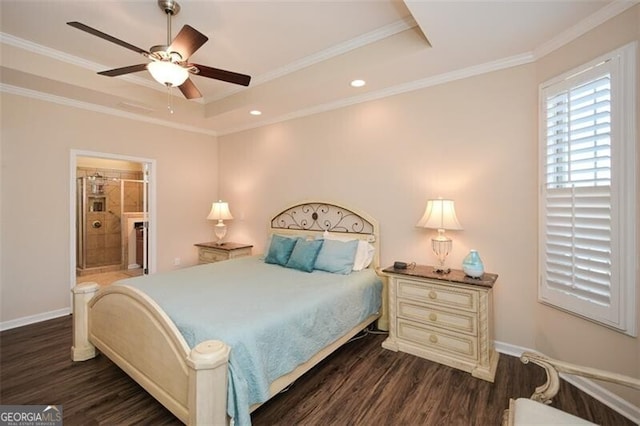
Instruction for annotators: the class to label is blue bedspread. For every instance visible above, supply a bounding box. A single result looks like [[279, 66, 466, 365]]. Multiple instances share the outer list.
[[117, 256, 382, 425]]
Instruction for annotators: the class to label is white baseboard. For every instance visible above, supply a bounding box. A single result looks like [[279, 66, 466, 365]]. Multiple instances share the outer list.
[[494, 340, 536, 358], [494, 339, 640, 424], [562, 373, 640, 424], [0, 308, 71, 331]]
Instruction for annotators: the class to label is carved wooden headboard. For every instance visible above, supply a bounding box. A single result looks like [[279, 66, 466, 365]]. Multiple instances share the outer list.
[[269, 201, 380, 268]]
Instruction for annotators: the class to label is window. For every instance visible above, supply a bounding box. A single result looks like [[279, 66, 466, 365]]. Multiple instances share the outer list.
[[539, 42, 637, 336]]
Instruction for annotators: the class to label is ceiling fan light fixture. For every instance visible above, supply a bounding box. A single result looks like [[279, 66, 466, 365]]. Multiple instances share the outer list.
[[68, 0, 251, 103], [147, 60, 189, 87]]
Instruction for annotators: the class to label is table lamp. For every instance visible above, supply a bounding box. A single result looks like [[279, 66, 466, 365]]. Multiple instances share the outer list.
[[207, 200, 233, 244], [416, 198, 463, 273]]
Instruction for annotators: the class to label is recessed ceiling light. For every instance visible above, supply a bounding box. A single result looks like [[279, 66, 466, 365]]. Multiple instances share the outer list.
[[350, 79, 366, 88], [250, 110, 262, 116]]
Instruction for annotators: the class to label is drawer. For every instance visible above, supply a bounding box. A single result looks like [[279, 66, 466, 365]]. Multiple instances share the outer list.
[[397, 319, 478, 361], [228, 248, 252, 259], [397, 278, 477, 312], [199, 249, 228, 263], [397, 300, 477, 336]]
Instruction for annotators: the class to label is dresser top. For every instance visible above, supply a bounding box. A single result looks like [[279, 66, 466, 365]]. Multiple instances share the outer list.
[[195, 242, 253, 251], [382, 265, 498, 288]]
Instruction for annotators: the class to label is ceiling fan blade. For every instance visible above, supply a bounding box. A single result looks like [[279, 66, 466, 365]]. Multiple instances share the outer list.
[[179, 78, 202, 99], [193, 64, 251, 87], [98, 64, 149, 77], [67, 22, 149, 56], [169, 25, 208, 60]]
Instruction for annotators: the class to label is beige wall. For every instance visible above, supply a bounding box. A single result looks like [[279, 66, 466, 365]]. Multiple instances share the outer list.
[[219, 63, 540, 350], [219, 4, 640, 407], [0, 93, 218, 323]]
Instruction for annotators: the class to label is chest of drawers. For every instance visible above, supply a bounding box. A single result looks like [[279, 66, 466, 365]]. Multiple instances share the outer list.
[[382, 265, 499, 382]]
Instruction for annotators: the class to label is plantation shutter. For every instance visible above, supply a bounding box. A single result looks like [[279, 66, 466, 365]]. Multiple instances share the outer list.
[[544, 186, 611, 306], [541, 68, 615, 320], [539, 43, 636, 335]]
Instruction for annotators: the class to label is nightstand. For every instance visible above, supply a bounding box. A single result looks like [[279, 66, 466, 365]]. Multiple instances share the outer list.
[[381, 265, 499, 382], [194, 242, 253, 264]]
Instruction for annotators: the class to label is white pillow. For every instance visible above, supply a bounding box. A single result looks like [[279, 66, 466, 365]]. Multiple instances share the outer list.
[[323, 231, 375, 271]]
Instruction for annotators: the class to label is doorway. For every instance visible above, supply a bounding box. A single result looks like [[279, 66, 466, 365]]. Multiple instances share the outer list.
[[70, 151, 156, 287]]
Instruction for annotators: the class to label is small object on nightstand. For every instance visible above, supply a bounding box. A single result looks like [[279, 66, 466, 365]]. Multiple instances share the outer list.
[[195, 242, 253, 264], [462, 249, 484, 278], [393, 261, 408, 269]]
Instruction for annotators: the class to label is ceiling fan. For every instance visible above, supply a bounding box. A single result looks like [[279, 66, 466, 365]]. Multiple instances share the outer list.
[[67, 0, 251, 100]]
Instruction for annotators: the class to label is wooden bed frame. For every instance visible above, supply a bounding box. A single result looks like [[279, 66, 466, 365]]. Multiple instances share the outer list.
[[71, 201, 385, 425]]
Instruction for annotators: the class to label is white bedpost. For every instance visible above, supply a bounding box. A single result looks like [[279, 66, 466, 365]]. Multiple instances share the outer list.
[[71, 282, 100, 361], [186, 340, 231, 426]]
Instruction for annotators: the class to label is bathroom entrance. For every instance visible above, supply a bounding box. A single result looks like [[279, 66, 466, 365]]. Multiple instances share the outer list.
[[72, 153, 155, 285]]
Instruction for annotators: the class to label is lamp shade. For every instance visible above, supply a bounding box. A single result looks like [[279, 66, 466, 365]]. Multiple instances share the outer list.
[[416, 198, 463, 230], [147, 61, 189, 87], [207, 201, 233, 221]]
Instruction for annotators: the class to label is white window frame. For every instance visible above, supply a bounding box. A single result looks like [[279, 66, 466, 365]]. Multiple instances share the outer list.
[[538, 42, 637, 336]]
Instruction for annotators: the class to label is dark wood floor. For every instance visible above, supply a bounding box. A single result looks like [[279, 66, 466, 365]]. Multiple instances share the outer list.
[[0, 316, 634, 425]]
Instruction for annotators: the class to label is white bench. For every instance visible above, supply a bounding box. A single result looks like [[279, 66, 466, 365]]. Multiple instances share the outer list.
[[503, 352, 640, 425]]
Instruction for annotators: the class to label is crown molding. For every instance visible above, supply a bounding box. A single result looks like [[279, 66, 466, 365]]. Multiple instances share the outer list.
[[1, 16, 417, 105], [217, 52, 534, 136], [0, 83, 217, 137], [208, 16, 419, 102], [1, 32, 155, 89], [533, 0, 639, 59], [1, 50, 529, 139], [219, 1, 637, 136], [2, 1, 632, 137], [0, 32, 204, 103]]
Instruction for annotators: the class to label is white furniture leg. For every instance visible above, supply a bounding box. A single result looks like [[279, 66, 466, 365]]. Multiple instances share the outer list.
[[71, 282, 100, 361], [187, 340, 231, 426]]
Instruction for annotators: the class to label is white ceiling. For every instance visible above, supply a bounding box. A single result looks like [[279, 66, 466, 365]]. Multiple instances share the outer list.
[[0, 0, 633, 136]]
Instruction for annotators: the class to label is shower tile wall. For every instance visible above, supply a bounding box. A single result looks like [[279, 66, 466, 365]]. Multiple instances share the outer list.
[[78, 167, 143, 269], [123, 180, 143, 213]]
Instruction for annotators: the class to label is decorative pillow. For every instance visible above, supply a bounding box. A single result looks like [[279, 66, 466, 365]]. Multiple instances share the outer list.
[[314, 238, 359, 274], [323, 231, 375, 271], [286, 239, 324, 272], [264, 234, 298, 266], [353, 240, 375, 271]]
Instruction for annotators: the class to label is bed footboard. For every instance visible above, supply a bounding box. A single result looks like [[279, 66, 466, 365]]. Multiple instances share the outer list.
[[71, 282, 231, 425], [71, 282, 99, 361], [187, 341, 231, 425]]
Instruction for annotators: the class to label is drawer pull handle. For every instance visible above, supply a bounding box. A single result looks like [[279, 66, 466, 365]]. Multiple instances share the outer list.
[[429, 335, 438, 344], [429, 313, 437, 322], [428, 290, 437, 299]]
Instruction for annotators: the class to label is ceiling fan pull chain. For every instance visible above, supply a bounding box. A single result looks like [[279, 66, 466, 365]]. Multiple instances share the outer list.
[[167, 86, 174, 114]]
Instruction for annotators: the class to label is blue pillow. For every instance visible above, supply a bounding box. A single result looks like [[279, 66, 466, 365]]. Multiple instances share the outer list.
[[314, 238, 359, 274], [286, 239, 324, 272], [264, 235, 298, 266]]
